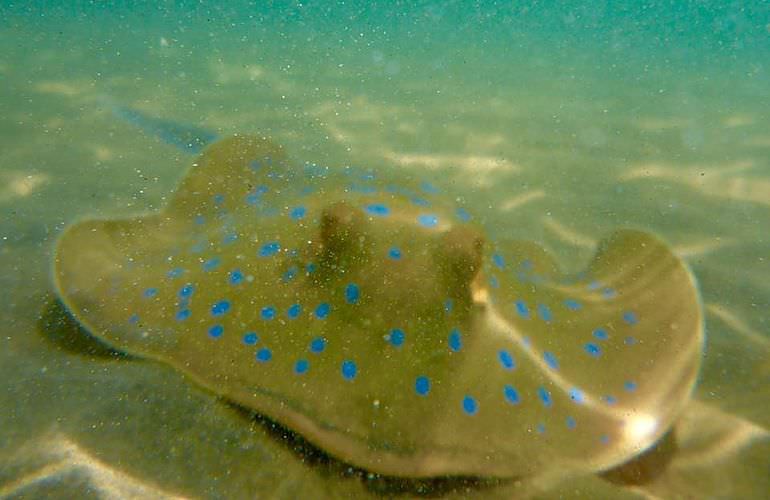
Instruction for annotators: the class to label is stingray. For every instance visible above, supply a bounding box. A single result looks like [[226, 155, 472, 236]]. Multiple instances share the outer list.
[[52, 134, 703, 479]]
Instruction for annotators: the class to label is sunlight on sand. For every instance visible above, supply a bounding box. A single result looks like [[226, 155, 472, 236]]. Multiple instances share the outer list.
[[0, 171, 49, 203], [619, 161, 770, 207], [706, 304, 770, 350], [34, 81, 89, 97], [0, 433, 185, 499], [541, 217, 596, 249], [500, 190, 546, 212], [383, 151, 519, 187]]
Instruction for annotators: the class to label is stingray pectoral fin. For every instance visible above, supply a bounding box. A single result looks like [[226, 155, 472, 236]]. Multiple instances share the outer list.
[[53, 216, 181, 358], [482, 229, 702, 474], [168, 135, 288, 217]]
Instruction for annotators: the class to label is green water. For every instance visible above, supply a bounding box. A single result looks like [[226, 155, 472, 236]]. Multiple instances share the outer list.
[[1, 2, 768, 498]]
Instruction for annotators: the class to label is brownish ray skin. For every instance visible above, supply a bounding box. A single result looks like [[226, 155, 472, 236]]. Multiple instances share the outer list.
[[53, 135, 704, 479]]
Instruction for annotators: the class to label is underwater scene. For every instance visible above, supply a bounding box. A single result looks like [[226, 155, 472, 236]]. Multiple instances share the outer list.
[[1, 1, 768, 498]]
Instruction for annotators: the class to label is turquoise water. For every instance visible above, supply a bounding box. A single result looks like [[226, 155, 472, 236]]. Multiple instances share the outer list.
[[1, 2, 768, 498]]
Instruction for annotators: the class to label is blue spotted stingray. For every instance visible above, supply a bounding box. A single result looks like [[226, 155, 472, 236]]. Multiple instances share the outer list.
[[53, 129, 703, 478]]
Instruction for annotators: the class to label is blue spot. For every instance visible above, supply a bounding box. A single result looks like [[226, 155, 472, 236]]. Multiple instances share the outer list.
[[256, 348, 272, 362], [444, 299, 453, 313], [536, 423, 546, 434], [600, 435, 610, 444], [543, 351, 559, 370], [520, 260, 533, 271], [489, 276, 499, 288], [388, 247, 402, 260], [564, 299, 582, 310], [503, 385, 519, 404], [448, 328, 462, 352], [261, 306, 276, 320], [203, 257, 221, 271], [222, 233, 238, 245], [128, 313, 139, 324], [305, 263, 317, 274], [602, 287, 617, 299], [259, 242, 281, 257], [345, 283, 360, 304], [537, 304, 553, 322], [493, 253, 505, 269], [569, 388, 585, 404], [310, 337, 326, 353], [365, 204, 390, 216], [389, 328, 405, 347], [623, 311, 639, 325], [282, 266, 298, 282], [604, 395, 617, 405], [498, 350, 515, 370], [208, 324, 224, 339], [584, 343, 602, 357], [243, 332, 258, 345], [295, 359, 309, 375], [341, 360, 357, 380], [167, 268, 184, 279], [211, 300, 231, 317], [213, 193, 225, 205], [456, 207, 471, 222], [228, 269, 244, 285], [415, 376, 431, 396], [417, 214, 439, 228], [315, 303, 330, 319], [176, 309, 191, 321], [190, 242, 205, 253], [421, 181, 439, 194], [287, 303, 301, 319], [593, 328, 609, 341], [411, 196, 430, 207], [179, 284, 194, 299], [462, 396, 478, 415], [249, 160, 261, 170], [588, 280, 602, 290], [143, 287, 158, 298], [194, 215, 205, 225], [515, 300, 530, 319], [624, 336, 637, 345], [538, 386, 552, 407], [624, 381, 638, 392], [566, 416, 577, 429], [290, 206, 307, 220]]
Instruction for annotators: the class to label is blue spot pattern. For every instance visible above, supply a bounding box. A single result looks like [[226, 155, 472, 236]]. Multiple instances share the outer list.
[[229, 269, 244, 285], [310, 337, 326, 353], [176, 309, 191, 321], [538, 386, 552, 407], [143, 288, 158, 298], [295, 359, 309, 374], [585, 343, 602, 357], [208, 324, 224, 338], [462, 396, 478, 415], [448, 328, 462, 352], [256, 348, 272, 362], [389, 328, 405, 347], [341, 360, 357, 380], [564, 299, 582, 310], [287, 303, 301, 319], [179, 284, 194, 298], [503, 385, 519, 404], [261, 306, 276, 320], [569, 388, 585, 404], [203, 257, 220, 271], [537, 303, 552, 322], [315, 303, 330, 319], [623, 311, 639, 325], [388, 247, 402, 260], [243, 332, 258, 345], [593, 328, 609, 340], [417, 214, 439, 228], [290, 206, 307, 220], [365, 204, 390, 216], [415, 376, 430, 396], [345, 283, 360, 304], [211, 300, 231, 317], [543, 351, 559, 370], [492, 253, 505, 269], [259, 242, 280, 257], [515, 300, 530, 319], [498, 350, 515, 370]]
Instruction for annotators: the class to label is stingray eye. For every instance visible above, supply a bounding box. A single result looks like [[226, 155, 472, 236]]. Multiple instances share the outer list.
[[319, 201, 367, 273], [435, 225, 484, 302]]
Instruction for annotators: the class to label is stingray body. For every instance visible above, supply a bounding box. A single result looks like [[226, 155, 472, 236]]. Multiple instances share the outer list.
[[53, 135, 703, 479]]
